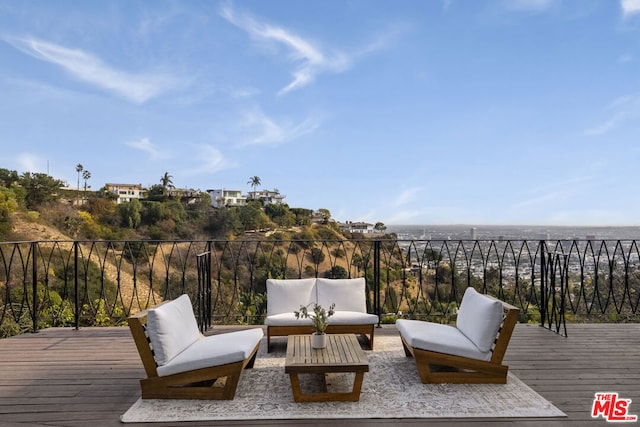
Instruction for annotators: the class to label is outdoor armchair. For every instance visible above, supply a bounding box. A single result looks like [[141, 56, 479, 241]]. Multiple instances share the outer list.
[[396, 287, 519, 384], [127, 294, 263, 399]]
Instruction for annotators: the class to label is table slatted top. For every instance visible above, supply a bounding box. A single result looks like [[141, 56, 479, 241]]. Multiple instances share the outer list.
[[285, 334, 369, 374]]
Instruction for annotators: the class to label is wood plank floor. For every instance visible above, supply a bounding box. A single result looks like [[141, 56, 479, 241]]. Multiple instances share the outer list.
[[0, 323, 638, 427]]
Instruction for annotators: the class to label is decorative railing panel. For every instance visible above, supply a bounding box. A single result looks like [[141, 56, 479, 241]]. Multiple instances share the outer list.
[[1, 238, 639, 338]]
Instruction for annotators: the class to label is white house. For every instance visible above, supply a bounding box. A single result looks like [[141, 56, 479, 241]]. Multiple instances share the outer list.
[[247, 189, 285, 206], [105, 183, 145, 204], [338, 221, 376, 234], [207, 189, 247, 208]]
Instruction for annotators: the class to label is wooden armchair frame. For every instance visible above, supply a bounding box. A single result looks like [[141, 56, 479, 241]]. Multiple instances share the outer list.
[[400, 297, 520, 384], [128, 303, 260, 400]]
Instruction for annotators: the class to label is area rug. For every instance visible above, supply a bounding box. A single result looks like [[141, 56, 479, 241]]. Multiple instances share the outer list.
[[121, 335, 565, 422]]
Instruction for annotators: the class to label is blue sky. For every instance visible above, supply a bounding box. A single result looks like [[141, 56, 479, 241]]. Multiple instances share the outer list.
[[2, 0, 640, 226]]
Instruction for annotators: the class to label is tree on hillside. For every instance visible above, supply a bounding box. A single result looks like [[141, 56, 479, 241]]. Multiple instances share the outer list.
[[0, 168, 19, 187], [118, 199, 142, 228], [160, 172, 174, 196], [146, 184, 166, 201], [20, 172, 64, 208], [265, 203, 295, 227], [317, 208, 331, 224], [75, 164, 83, 205], [247, 176, 261, 199], [239, 202, 270, 231], [290, 208, 313, 226]]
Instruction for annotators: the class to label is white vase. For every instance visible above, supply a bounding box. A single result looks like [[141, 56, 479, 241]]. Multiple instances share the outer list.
[[311, 332, 326, 349]]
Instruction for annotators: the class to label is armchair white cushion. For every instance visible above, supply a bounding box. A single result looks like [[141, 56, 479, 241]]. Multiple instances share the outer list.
[[396, 319, 491, 361], [396, 287, 505, 361], [146, 294, 201, 366], [157, 328, 265, 377], [456, 287, 504, 353]]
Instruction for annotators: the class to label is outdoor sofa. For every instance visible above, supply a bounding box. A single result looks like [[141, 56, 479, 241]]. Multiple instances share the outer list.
[[264, 277, 379, 352]]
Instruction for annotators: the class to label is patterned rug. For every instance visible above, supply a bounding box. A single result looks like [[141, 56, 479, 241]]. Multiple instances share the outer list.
[[121, 335, 565, 422]]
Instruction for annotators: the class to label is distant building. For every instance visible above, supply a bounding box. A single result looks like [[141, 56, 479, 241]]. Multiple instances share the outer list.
[[470, 227, 477, 240], [247, 189, 285, 206], [207, 189, 247, 208], [338, 221, 377, 234], [311, 211, 328, 224], [168, 188, 201, 204], [105, 183, 145, 204]]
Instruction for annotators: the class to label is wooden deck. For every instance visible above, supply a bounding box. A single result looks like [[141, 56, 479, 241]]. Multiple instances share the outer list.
[[0, 323, 638, 426]]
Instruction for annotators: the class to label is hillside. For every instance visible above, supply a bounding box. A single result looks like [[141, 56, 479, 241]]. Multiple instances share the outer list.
[[7, 212, 158, 306], [5, 210, 370, 307], [10, 212, 72, 241]]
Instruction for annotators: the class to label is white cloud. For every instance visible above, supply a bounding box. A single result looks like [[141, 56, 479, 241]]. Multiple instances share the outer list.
[[191, 145, 236, 174], [384, 209, 425, 225], [126, 138, 166, 159], [512, 176, 590, 210], [5, 37, 176, 104], [393, 187, 423, 208], [621, 0, 640, 17], [220, 5, 349, 95], [584, 93, 640, 136], [618, 53, 634, 63], [237, 107, 321, 146]]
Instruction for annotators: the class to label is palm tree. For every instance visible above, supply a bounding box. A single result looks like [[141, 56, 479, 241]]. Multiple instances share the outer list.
[[82, 170, 91, 199], [75, 164, 83, 205], [160, 172, 173, 196], [247, 176, 261, 199]]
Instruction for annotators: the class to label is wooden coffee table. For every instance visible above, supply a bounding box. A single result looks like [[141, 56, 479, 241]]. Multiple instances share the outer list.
[[284, 334, 369, 402]]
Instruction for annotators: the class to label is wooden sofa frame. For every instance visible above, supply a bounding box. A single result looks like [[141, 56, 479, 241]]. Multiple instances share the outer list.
[[400, 297, 520, 384], [267, 324, 375, 352], [127, 302, 260, 400]]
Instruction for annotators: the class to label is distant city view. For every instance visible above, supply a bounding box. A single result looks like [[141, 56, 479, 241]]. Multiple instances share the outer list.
[[387, 224, 640, 241]]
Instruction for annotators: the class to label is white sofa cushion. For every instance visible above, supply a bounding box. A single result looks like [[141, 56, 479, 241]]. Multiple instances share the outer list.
[[456, 287, 504, 353], [266, 278, 316, 316], [157, 328, 264, 377], [264, 313, 314, 326], [266, 311, 378, 326], [146, 294, 201, 366], [327, 311, 378, 325], [316, 277, 367, 313], [396, 319, 491, 361]]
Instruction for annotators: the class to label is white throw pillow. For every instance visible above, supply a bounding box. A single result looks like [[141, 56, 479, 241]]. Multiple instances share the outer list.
[[146, 294, 201, 366], [316, 277, 367, 313], [455, 287, 504, 353], [266, 278, 317, 316]]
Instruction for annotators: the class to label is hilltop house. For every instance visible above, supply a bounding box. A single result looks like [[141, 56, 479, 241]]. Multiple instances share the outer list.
[[105, 183, 145, 204], [207, 189, 247, 208], [247, 189, 285, 206], [168, 187, 201, 204], [338, 221, 377, 234]]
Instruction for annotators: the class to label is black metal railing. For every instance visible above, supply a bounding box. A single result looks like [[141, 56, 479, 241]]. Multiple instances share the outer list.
[[1, 238, 639, 338]]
